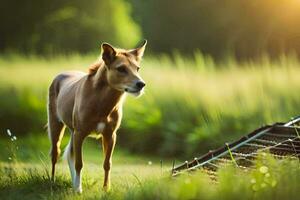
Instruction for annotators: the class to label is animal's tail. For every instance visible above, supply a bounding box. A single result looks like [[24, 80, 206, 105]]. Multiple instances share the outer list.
[[63, 139, 73, 160]]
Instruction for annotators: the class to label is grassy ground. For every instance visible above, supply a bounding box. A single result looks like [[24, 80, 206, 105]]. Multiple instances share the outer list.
[[1, 134, 299, 200], [0, 134, 168, 199]]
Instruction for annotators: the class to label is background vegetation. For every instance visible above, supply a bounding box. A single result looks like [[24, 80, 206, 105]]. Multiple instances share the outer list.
[[0, 0, 141, 54], [1, 0, 300, 58], [1, 54, 299, 158], [130, 0, 300, 58]]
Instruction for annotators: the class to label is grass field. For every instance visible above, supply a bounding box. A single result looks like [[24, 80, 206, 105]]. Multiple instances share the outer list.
[[1, 53, 300, 157], [1, 134, 299, 200], [0, 134, 167, 199], [0, 53, 300, 199]]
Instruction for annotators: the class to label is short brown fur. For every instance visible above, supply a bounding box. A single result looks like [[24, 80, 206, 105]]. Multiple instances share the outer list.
[[47, 41, 147, 193]]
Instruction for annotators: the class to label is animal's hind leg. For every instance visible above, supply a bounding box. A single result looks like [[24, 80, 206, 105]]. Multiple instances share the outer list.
[[65, 132, 76, 184], [48, 115, 65, 181], [73, 131, 86, 193]]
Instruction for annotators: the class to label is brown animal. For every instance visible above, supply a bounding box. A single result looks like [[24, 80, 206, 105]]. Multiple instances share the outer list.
[[47, 40, 147, 193]]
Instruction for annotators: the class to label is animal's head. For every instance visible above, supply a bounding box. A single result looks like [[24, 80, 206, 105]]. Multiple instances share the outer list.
[[101, 40, 147, 97]]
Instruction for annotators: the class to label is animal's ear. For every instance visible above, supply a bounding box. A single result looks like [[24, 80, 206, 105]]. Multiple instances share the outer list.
[[101, 43, 117, 65], [130, 40, 147, 61]]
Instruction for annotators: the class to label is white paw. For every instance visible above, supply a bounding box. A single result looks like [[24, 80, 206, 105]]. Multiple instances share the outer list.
[[74, 186, 82, 194], [73, 174, 82, 193]]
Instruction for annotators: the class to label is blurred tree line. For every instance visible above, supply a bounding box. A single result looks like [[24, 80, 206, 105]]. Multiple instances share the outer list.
[[1, 0, 300, 59], [0, 0, 141, 54], [130, 0, 300, 59]]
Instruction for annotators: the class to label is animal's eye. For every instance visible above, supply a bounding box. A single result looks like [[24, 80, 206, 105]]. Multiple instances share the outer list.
[[116, 65, 128, 74], [137, 67, 140, 72]]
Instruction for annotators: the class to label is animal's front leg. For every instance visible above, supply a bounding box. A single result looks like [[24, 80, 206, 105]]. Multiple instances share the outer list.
[[102, 132, 116, 191], [73, 132, 85, 193]]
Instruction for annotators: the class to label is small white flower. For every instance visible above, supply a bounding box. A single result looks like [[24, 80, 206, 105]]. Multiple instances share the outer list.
[[7, 129, 12, 137], [12, 136, 17, 141], [148, 161, 152, 165], [259, 166, 268, 174]]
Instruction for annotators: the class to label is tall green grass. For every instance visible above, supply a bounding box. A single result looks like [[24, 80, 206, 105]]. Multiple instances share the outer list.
[[0, 53, 300, 158], [1, 152, 299, 200], [125, 154, 300, 200]]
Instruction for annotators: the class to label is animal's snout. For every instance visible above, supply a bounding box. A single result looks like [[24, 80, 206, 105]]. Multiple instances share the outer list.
[[136, 81, 146, 89]]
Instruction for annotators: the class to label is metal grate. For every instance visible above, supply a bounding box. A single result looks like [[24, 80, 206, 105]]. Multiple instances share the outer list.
[[172, 116, 300, 177]]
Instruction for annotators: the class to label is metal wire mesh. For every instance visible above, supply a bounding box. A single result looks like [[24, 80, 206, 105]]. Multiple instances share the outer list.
[[172, 116, 300, 177]]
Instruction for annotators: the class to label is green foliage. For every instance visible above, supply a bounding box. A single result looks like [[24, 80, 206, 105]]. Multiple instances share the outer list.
[[130, 0, 300, 58], [0, 0, 141, 54], [1, 54, 300, 158], [120, 54, 300, 157], [0, 88, 46, 134], [2, 0, 300, 59]]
